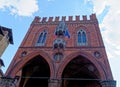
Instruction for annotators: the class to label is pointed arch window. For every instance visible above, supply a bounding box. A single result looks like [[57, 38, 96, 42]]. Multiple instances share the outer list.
[[36, 30, 47, 46], [77, 29, 87, 46], [42, 32, 47, 43]]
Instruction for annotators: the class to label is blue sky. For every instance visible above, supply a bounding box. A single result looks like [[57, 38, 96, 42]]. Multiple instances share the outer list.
[[0, 0, 120, 87]]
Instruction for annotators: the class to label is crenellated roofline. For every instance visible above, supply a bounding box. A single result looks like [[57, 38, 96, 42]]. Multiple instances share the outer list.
[[32, 14, 97, 24]]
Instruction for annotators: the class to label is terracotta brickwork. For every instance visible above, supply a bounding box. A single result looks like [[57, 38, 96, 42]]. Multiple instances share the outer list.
[[6, 14, 116, 87]]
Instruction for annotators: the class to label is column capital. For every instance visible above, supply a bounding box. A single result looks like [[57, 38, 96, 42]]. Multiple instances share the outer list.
[[48, 78, 62, 83], [48, 79, 62, 87]]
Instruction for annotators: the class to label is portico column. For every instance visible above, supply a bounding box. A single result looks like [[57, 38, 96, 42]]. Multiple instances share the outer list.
[[48, 79, 62, 87], [100, 80, 116, 87]]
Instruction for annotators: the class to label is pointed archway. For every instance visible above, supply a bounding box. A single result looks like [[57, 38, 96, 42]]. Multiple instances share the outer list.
[[19, 55, 50, 87], [62, 55, 101, 87]]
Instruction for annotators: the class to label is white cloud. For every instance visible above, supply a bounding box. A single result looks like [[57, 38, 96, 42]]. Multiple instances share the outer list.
[[91, 0, 108, 15], [90, 0, 120, 58], [0, 0, 39, 16]]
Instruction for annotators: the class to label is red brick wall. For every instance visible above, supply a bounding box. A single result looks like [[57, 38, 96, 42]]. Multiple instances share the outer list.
[[6, 14, 113, 83], [20, 14, 104, 48]]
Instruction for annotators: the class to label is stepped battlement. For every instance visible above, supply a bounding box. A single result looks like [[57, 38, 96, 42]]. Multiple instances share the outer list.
[[32, 14, 97, 23]]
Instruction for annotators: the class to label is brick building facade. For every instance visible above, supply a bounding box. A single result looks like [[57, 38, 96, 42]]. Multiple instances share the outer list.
[[6, 14, 116, 87]]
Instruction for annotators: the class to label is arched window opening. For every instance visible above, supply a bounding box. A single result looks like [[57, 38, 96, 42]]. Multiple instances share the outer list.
[[77, 29, 87, 46], [36, 30, 47, 46], [82, 32, 87, 43], [42, 32, 47, 43], [78, 32, 82, 43], [37, 32, 43, 43]]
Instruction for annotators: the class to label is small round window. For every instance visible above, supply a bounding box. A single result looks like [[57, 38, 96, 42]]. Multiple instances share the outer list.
[[21, 51, 27, 57], [94, 51, 101, 58]]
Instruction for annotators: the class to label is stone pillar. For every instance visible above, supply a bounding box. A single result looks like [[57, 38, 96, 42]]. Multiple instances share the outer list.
[[48, 79, 61, 87], [100, 80, 116, 87]]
